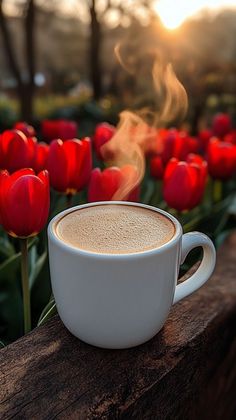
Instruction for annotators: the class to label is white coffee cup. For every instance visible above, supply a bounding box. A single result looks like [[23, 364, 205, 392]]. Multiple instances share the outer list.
[[48, 201, 216, 349]]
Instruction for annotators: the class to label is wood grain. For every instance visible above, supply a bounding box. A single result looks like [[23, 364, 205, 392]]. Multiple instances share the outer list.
[[0, 233, 236, 419]]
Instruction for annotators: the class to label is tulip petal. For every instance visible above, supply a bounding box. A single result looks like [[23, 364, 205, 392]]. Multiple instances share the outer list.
[[88, 167, 122, 202], [63, 140, 84, 191], [207, 139, 236, 180], [36, 170, 50, 231], [101, 167, 122, 200], [77, 138, 92, 190], [14, 122, 36, 138], [0, 170, 9, 226], [5, 174, 49, 237], [115, 165, 139, 201], [150, 156, 164, 179], [88, 168, 102, 202], [6, 168, 35, 184], [93, 123, 115, 160], [33, 142, 49, 173], [186, 154, 205, 166], [47, 140, 69, 192], [163, 158, 178, 182], [6, 130, 34, 172], [163, 162, 198, 211]]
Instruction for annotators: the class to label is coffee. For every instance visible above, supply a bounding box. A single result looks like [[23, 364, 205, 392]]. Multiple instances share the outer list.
[[55, 204, 175, 254]]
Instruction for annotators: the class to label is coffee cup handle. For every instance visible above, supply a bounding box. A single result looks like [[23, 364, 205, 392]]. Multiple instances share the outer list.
[[173, 232, 216, 304]]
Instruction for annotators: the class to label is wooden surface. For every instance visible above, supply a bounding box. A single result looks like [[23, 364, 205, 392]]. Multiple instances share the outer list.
[[0, 233, 236, 420]]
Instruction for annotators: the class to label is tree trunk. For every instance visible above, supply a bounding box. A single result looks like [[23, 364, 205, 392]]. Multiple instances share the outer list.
[[24, 0, 36, 122], [0, 0, 22, 87], [191, 95, 207, 135], [18, 84, 34, 122], [89, 0, 102, 100], [0, 0, 36, 122]]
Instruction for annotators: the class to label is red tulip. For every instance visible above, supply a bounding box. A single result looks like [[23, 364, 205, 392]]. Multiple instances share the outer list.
[[207, 138, 236, 180], [14, 122, 36, 138], [47, 138, 92, 194], [224, 130, 236, 145], [163, 155, 207, 211], [129, 124, 159, 157], [0, 169, 50, 238], [88, 166, 140, 202], [33, 142, 49, 173], [161, 129, 199, 165], [185, 154, 208, 207], [212, 113, 232, 138], [198, 129, 213, 151], [93, 123, 115, 160], [0, 130, 36, 173], [41, 120, 78, 142], [150, 156, 164, 179]]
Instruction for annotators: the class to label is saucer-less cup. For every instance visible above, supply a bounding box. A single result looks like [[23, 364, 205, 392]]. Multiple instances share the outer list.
[[48, 202, 216, 349]]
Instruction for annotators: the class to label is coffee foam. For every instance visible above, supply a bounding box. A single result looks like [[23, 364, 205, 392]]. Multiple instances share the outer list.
[[55, 205, 175, 254]]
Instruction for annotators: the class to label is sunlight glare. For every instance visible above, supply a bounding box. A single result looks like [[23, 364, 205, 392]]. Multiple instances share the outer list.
[[155, 0, 236, 30]]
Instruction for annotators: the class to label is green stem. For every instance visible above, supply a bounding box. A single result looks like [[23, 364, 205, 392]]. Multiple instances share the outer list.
[[213, 180, 223, 203], [183, 193, 233, 233], [176, 210, 183, 224], [20, 238, 31, 334], [66, 193, 73, 208], [151, 181, 161, 207]]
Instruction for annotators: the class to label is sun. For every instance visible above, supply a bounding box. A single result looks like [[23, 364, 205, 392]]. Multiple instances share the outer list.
[[155, 0, 199, 30], [155, 0, 236, 30], [158, 13, 187, 30]]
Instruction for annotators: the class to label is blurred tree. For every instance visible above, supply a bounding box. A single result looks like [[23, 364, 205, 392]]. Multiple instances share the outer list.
[[0, 0, 36, 121], [165, 11, 236, 131], [86, 0, 155, 100]]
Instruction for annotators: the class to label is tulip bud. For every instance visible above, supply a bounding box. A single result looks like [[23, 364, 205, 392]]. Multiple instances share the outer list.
[[47, 138, 92, 194], [150, 156, 164, 179], [0, 169, 50, 238], [207, 138, 236, 180], [224, 130, 236, 145], [0, 130, 36, 173], [41, 119, 78, 142], [198, 129, 213, 151], [88, 166, 140, 202], [163, 155, 207, 211], [161, 129, 199, 165], [14, 122, 36, 138], [33, 142, 49, 173], [93, 123, 115, 160], [212, 113, 232, 138]]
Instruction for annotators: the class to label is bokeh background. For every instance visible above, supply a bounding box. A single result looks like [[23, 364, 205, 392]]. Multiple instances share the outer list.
[[0, 0, 236, 133]]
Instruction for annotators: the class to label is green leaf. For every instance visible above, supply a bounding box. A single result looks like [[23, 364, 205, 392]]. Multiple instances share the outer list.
[[183, 193, 234, 234], [215, 229, 232, 249], [141, 180, 155, 204], [31, 253, 52, 327], [0, 234, 15, 260], [0, 236, 39, 343], [0, 251, 22, 343], [0, 252, 21, 283], [229, 193, 236, 215], [0, 236, 38, 283], [29, 249, 47, 289], [50, 194, 67, 220], [37, 298, 57, 327], [0, 340, 5, 348]]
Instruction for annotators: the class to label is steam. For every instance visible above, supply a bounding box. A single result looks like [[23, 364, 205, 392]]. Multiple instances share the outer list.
[[101, 43, 188, 200]]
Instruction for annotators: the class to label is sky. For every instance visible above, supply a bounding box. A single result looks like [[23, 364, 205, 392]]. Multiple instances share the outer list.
[[155, 0, 236, 29], [61, 0, 236, 29], [5, 0, 236, 30]]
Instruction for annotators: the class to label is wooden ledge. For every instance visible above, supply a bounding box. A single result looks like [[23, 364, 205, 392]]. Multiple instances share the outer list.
[[0, 233, 236, 419]]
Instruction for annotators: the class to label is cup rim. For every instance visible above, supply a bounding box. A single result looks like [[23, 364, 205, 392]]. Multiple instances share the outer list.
[[48, 201, 182, 259]]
